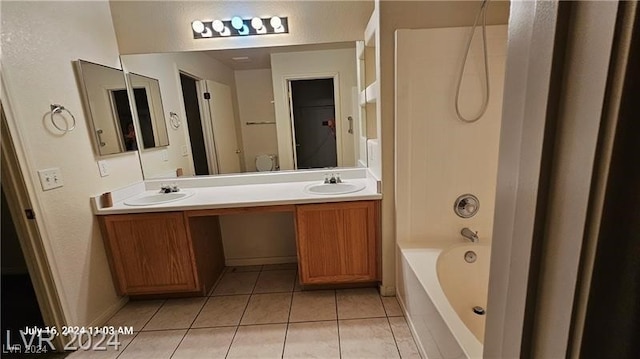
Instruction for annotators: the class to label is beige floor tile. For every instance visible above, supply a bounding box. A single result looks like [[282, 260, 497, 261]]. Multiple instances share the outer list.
[[289, 290, 336, 322], [106, 300, 164, 332], [117, 329, 185, 359], [212, 271, 259, 295], [192, 295, 249, 328], [336, 288, 386, 319], [240, 293, 292, 325], [227, 324, 287, 358], [283, 321, 340, 359], [382, 296, 404, 317], [172, 327, 236, 359], [66, 334, 136, 359], [253, 269, 297, 293], [262, 263, 298, 271], [339, 318, 400, 358], [226, 265, 262, 273], [142, 297, 206, 331], [389, 317, 421, 359]]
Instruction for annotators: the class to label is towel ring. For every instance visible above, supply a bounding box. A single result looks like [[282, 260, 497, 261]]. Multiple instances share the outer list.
[[50, 104, 76, 133], [169, 112, 181, 129]]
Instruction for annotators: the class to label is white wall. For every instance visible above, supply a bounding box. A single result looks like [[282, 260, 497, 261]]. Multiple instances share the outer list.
[[379, 0, 510, 294], [1, 1, 142, 325], [271, 48, 358, 170], [220, 213, 297, 266], [395, 25, 507, 245], [235, 69, 278, 172], [109, 1, 374, 55], [121, 52, 240, 177]]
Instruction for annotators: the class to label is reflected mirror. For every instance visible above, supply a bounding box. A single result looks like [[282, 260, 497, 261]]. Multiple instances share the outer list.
[[122, 42, 367, 179], [75, 60, 138, 155], [127, 73, 170, 149]]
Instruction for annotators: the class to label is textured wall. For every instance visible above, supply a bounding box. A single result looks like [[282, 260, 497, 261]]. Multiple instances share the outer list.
[[110, 1, 374, 54], [1, 1, 142, 325]]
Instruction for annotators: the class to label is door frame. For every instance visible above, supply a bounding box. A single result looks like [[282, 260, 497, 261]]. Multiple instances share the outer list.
[[175, 68, 220, 175], [1, 88, 68, 350], [283, 73, 342, 169]]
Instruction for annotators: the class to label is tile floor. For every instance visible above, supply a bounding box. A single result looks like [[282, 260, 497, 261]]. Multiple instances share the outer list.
[[68, 264, 421, 358]]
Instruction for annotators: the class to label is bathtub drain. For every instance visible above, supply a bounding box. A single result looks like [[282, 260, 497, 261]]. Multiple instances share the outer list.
[[472, 306, 486, 315]]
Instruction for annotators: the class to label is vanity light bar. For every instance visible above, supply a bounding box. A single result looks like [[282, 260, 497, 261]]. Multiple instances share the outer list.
[[191, 16, 289, 39]]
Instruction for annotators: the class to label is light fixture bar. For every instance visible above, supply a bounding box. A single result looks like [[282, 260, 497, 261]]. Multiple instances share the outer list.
[[191, 16, 289, 39]]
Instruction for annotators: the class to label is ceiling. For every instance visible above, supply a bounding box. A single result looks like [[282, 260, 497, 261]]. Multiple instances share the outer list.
[[202, 42, 356, 70]]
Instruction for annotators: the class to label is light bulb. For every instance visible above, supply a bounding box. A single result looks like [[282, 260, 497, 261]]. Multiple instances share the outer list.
[[270, 16, 282, 29], [211, 20, 224, 33], [191, 20, 205, 34], [231, 16, 244, 30], [251, 17, 263, 30]]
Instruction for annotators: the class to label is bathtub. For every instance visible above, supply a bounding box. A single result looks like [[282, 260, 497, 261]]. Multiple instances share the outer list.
[[397, 242, 490, 359]]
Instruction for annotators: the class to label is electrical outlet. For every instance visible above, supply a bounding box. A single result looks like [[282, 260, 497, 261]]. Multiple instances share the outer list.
[[37, 168, 64, 191], [97, 160, 110, 177], [181, 145, 189, 157]]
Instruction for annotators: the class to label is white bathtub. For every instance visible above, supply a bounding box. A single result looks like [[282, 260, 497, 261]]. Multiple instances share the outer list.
[[397, 242, 490, 359]]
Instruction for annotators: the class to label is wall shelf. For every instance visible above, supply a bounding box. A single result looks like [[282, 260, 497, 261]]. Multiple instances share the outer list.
[[365, 81, 378, 104]]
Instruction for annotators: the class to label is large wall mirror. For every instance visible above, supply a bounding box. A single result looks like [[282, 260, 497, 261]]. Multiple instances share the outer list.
[[121, 41, 368, 179]]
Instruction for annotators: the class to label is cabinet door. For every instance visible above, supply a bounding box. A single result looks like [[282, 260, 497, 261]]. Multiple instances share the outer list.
[[296, 201, 378, 284], [101, 212, 197, 295]]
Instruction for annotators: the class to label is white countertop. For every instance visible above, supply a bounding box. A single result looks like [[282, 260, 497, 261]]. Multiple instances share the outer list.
[[92, 169, 382, 215]]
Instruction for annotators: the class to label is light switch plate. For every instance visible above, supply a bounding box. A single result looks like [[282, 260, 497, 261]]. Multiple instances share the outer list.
[[97, 160, 110, 177], [37, 168, 64, 191], [161, 149, 169, 162]]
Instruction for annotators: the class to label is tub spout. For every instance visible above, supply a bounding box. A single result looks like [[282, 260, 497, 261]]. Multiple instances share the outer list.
[[461, 227, 479, 243]]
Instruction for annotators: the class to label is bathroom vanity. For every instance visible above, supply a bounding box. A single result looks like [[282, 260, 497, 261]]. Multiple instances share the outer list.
[[93, 170, 381, 297]]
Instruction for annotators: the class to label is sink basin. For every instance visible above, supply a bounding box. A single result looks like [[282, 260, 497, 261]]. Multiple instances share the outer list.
[[305, 182, 366, 195], [124, 191, 194, 206]]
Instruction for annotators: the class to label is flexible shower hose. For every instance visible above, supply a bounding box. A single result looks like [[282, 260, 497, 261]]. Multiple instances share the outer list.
[[455, 0, 490, 123]]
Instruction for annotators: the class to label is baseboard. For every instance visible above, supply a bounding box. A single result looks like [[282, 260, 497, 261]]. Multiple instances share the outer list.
[[89, 296, 128, 327], [379, 284, 396, 296], [225, 256, 298, 267]]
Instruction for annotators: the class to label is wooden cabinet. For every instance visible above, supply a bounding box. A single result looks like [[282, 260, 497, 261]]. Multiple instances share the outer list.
[[99, 212, 224, 296], [295, 201, 379, 285], [99, 200, 379, 295]]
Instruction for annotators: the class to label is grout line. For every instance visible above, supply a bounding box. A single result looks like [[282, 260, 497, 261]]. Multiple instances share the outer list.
[[335, 290, 342, 359], [185, 296, 209, 329], [386, 316, 403, 359], [168, 329, 190, 358], [281, 285, 296, 359], [113, 331, 138, 359], [224, 294, 252, 358], [138, 299, 167, 332]]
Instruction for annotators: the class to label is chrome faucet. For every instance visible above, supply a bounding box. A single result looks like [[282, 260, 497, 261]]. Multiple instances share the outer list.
[[461, 227, 479, 243], [160, 183, 180, 193]]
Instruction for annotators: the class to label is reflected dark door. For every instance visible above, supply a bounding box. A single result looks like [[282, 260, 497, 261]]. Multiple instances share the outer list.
[[180, 73, 209, 176], [291, 78, 337, 169]]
